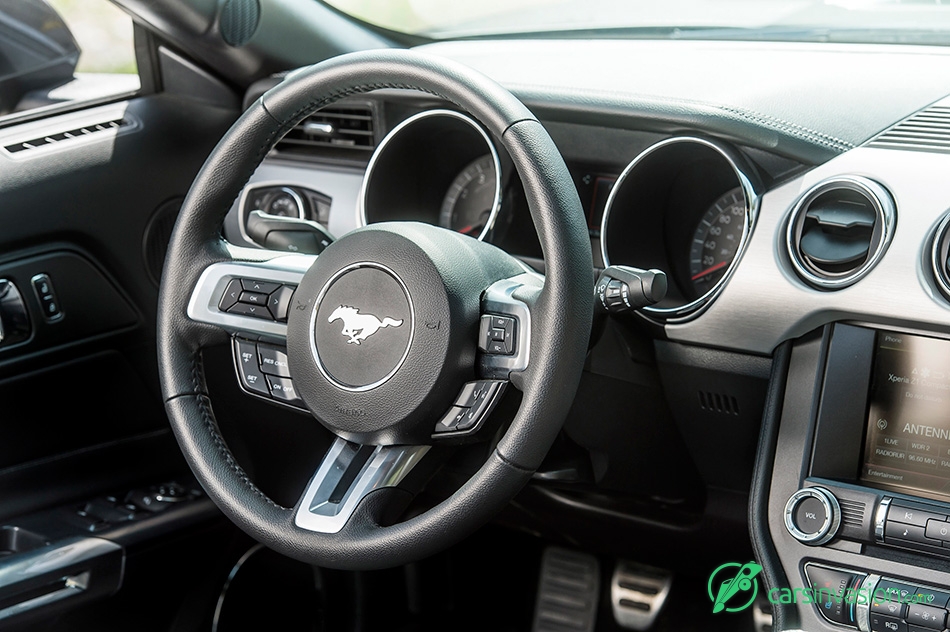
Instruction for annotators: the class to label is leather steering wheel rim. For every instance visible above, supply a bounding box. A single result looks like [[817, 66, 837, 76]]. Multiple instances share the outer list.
[[157, 49, 592, 570]]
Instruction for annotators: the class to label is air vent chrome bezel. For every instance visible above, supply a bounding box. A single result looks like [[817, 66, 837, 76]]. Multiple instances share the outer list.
[[785, 175, 896, 290], [929, 209, 950, 302]]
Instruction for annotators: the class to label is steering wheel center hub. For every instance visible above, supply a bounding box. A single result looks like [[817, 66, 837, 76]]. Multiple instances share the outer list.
[[286, 224, 486, 444], [311, 263, 413, 391]]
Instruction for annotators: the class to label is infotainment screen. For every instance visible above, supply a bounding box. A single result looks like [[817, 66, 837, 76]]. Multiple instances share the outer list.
[[861, 331, 950, 500]]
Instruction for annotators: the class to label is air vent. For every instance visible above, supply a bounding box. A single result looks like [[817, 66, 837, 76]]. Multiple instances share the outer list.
[[839, 498, 866, 528], [786, 176, 895, 289], [698, 391, 739, 415], [274, 104, 376, 157], [3, 118, 129, 155], [929, 210, 950, 302], [868, 103, 950, 153]]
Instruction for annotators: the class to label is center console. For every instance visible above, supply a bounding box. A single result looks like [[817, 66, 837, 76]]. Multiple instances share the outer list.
[[766, 323, 950, 632]]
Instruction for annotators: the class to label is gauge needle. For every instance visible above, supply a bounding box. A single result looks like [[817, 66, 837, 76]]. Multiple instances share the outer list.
[[691, 260, 729, 281], [458, 224, 482, 236]]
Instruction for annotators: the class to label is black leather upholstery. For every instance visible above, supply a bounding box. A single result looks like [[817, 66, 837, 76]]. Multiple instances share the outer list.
[[157, 49, 592, 569]]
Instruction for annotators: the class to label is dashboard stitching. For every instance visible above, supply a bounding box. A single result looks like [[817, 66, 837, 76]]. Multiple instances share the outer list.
[[718, 106, 855, 152], [501, 81, 854, 152]]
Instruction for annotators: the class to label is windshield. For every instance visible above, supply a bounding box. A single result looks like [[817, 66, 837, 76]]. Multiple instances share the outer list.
[[323, 0, 950, 44]]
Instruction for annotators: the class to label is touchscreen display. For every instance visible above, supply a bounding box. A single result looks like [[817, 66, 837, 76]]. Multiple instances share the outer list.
[[861, 331, 950, 499]]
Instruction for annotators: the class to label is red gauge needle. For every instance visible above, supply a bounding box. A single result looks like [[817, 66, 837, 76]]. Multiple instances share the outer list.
[[691, 260, 729, 281], [458, 224, 481, 236]]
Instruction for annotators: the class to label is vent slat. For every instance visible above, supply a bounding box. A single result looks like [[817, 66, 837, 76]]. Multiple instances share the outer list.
[[870, 103, 950, 152], [3, 118, 127, 155], [274, 104, 376, 156]]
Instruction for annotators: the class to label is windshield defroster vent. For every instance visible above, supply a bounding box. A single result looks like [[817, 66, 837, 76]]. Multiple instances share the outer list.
[[868, 101, 950, 154], [274, 103, 376, 158], [786, 176, 895, 289]]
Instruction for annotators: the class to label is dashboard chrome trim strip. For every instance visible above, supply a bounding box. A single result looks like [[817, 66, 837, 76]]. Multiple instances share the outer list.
[[599, 135, 761, 322], [664, 147, 950, 355], [356, 108, 503, 242]]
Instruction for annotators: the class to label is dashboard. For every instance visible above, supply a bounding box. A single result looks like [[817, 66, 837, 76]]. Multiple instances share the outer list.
[[211, 37, 950, 632]]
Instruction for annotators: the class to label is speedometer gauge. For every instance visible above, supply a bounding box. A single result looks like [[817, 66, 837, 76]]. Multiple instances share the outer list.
[[688, 188, 746, 296], [439, 155, 497, 237]]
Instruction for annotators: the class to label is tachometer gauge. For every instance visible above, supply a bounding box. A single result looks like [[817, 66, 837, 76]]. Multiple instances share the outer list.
[[689, 188, 746, 296], [439, 155, 497, 237]]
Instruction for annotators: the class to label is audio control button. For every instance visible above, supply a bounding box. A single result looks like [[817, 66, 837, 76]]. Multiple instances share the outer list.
[[885, 521, 932, 546], [889, 502, 949, 528], [785, 487, 840, 545]]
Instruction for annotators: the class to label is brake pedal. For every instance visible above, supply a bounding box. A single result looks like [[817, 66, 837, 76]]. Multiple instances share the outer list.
[[531, 547, 600, 632], [610, 561, 673, 630]]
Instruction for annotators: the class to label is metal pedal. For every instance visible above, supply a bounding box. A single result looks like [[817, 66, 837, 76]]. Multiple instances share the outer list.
[[610, 561, 673, 630], [753, 597, 773, 632], [532, 547, 600, 632]]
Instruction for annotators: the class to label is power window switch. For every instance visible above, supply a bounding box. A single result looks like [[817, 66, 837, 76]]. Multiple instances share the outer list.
[[31, 273, 62, 321]]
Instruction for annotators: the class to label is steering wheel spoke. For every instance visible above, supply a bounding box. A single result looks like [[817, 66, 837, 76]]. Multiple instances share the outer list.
[[295, 438, 430, 534], [477, 272, 540, 381], [186, 254, 315, 340]]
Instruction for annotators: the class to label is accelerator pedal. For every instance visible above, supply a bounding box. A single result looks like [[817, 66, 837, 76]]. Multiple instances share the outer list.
[[531, 547, 600, 632], [610, 561, 673, 630]]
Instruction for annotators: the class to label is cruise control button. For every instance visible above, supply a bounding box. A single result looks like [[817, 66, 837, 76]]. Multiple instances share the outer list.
[[268, 285, 295, 321], [906, 603, 947, 629], [241, 279, 280, 294], [870, 614, 907, 632], [234, 339, 269, 396], [258, 344, 291, 377], [219, 279, 243, 311], [228, 303, 271, 319], [267, 376, 301, 404], [434, 407, 468, 433]]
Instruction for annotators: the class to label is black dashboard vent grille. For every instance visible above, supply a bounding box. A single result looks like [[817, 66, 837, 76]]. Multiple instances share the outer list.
[[275, 103, 376, 157], [786, 176, 895, 290], [839, 499, 866, 528], [869, 104, 950, 153], [697, 391, 739, 415], [3, 118, 129, 155]]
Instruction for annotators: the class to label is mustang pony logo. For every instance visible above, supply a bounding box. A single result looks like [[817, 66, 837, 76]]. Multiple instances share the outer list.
[[327, 305, 403, 345]]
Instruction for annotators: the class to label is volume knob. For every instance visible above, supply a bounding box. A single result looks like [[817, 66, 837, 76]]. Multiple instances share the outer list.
[[784, 487, 841, 545]]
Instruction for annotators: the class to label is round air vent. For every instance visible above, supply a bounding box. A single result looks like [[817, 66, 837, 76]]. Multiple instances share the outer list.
[[930, 211, 950, 301], [786, 176, 895, 289]]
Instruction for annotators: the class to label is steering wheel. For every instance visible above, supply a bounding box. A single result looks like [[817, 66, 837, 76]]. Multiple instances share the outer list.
[[157, 49, 592, 570]]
